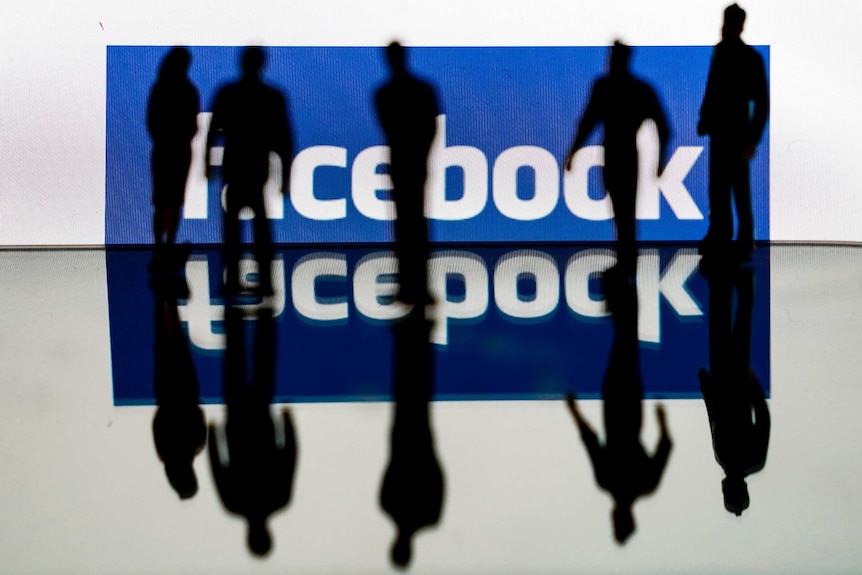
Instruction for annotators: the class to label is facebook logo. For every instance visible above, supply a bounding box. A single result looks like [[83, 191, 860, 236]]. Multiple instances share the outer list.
[[106, 46, 769, 244]]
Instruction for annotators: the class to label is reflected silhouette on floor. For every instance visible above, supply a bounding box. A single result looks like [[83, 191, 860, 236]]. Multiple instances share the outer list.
[[208, 298, 297, 557], [380, 309, 444, 569], [699, 252, 769, 515], [150, 255, 205, 500], [566, 267, 672, 544]]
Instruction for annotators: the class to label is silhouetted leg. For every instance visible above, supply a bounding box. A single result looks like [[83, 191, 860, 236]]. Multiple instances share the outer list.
[[165, 207, 181, 245], [224, 306, 246, 410], [731, 156, 753, 248], [248, 188, 274, 292], [605, 160, 637, 275], [224, 189, 243, 293], [707, 140, 734, 245], [253, 307, 277, 402], [732, 267, 754, 371], [392, 168, 430, 304]]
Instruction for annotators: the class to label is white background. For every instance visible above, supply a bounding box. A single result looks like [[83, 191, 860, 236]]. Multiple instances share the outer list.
[[0, 0, 859, 244]]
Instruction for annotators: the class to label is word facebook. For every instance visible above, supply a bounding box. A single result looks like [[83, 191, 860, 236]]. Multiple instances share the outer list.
[[179, 247, 702, 348], [106, 46, 769, 243], [186, 114, 704, 223]]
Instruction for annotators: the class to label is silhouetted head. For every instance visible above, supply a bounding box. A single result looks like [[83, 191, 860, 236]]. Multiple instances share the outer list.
[[158, 47, 191, 81], [164, 461, 198, 499], [609, 41, 631, 75], [722, 475, 750, 516], [722, 3, 746, 39], [247, 519, 273, 557], [241, 46, 266, 79], [612, 505, 636, 544], [390, 531, 413, 569], [385, 41, 407, 75]]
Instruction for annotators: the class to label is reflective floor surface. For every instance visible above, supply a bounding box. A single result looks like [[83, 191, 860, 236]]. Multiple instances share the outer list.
[[0, 243, 858, 574]]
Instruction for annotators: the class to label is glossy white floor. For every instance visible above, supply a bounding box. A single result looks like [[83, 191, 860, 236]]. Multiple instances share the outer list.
[[0, 245, 858, 574]]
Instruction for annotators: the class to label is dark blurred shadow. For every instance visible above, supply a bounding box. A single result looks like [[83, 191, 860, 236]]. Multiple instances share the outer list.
[[208, 297, 297, 557], [147, 46, 200, 271], [380, 309, 444, 569], [697, 3, 769, 260], [375, 41, 439, 305], [150, 259, 204, 500], [565, 41, 669, 275], [699, 253, 769, 516], [206, 46, 293, 296], [566, 268, 672, 544]]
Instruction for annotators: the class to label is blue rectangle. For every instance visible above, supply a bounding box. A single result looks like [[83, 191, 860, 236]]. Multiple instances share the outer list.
[[106, 45, 769, 245], [107, 245, 770, 404]]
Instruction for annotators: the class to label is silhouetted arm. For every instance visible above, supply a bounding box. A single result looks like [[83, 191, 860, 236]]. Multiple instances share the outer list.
[[697, 50, 718, 136], [566, 394, 603, 471], [747, 51, 769, 148], [747, 376, 770, 471], [274, 92, 293, 195], [565, 82, 603, 170], [208, 425, 238, 512], [645, 405, 672, 490], [205, 93, 224, 179], [647, 87, 671, 175]]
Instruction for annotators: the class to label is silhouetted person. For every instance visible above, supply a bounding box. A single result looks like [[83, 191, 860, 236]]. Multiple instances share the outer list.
[[566, 269, 672, 544], [380, 309, 444, 568], [698, 4, 769, 259], [206, 46, 292, 295], [208, 303, 297, 557], [147, 47, 200, 270], [375, 42, 439, 305], [699, 254, 769, 516], [151, 271, 205, 499], [565, 42, 669, 275]]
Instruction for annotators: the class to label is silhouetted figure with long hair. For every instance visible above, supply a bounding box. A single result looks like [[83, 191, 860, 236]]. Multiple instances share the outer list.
[[565, 42, 669, 276], [375, 42, 439, 305], [208, 302, 297, 557], [206, 47, 293, 296], [380, 309, 444, 568], [147, 47, 200, 254], [151, 271, 205, 499], [566, 270, 672, 544], [699, 254, 769, 516], [698, 4, 769, 259]]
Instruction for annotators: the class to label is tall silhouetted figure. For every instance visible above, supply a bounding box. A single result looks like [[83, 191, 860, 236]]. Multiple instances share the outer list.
[[147, 47, 200, 252], [380, 309, 444, 568], [699, 254, 769, 516], [151, 270, 205, 500], [566, 269, 672, 544], [375, 42, 439, 305], [698, 4, 769, 259], [565, 42, 669, 275], [208, 302, 297, 557], [206, 47, 293, 295]]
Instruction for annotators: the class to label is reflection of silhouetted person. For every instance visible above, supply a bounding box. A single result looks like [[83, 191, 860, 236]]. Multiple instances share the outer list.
[[380, 310, 444, 568], [566, 270, 671, 544], [699, 256, 769, 515], [375, 42, 439, 305], [206, 47, 293, 295], [565, 42, 669, 275], [208, 303, 297, 557], [148, 47, 200, 249], [698, 4, 769, 258], [151, 272, 205, 499]]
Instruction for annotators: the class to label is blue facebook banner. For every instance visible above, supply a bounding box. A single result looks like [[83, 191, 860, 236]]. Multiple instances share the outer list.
[[106, 45, 769, 245], [107, 245, 770, 404]]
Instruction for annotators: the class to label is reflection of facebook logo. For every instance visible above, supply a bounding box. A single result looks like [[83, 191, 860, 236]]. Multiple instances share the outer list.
[[106, 46, 770, 244], [181, 248, 703, 347]]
